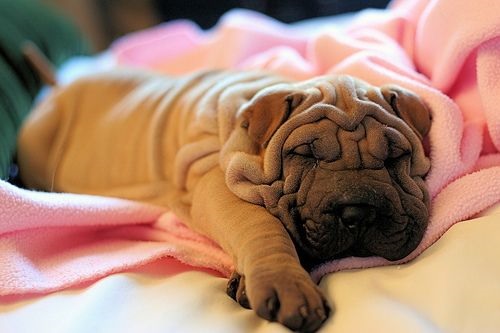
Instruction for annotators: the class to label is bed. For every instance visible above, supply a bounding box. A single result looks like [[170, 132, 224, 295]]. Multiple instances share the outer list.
[[2, 206, 499, 332], [1, 0, 500, 332]]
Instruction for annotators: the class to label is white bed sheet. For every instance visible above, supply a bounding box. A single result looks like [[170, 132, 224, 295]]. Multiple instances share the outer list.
[[2, 205, 499, 333]]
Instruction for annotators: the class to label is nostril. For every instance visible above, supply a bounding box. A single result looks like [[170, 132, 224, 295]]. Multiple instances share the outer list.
[[340, 205, 376, 229]]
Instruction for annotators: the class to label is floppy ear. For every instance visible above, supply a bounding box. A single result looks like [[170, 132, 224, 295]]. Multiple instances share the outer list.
[[381, 86, 431, 140], [241, 90, 305, 147]]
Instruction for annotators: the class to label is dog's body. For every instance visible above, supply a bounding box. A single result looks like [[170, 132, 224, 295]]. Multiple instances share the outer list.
[[18, 69, 431, 332]]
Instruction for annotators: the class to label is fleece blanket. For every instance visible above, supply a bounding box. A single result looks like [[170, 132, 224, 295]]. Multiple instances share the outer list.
[[1, 0, 500, 296]]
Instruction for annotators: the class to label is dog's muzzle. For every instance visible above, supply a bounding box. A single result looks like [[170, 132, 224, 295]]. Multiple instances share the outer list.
[[292, 166, 429, 262]]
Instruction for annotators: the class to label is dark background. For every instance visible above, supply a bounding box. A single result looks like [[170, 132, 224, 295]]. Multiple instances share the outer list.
[[44, 0, 391, 51], [153, 0, 391, 29]]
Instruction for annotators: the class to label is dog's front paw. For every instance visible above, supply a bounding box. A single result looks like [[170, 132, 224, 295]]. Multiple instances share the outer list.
[[226, 267, 330, 332]]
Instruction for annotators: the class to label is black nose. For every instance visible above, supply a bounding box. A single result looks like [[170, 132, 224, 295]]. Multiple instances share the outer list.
[[340, 205, 376, 229]]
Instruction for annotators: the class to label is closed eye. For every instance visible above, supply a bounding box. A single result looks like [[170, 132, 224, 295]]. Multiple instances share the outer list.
[[388, 144, 410, 159], [291, 143, 315, 158]]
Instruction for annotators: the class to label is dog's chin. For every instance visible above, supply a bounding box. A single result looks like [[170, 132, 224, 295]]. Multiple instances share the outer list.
[[287, 200, 429, 265], [294, 225, 424, 265]]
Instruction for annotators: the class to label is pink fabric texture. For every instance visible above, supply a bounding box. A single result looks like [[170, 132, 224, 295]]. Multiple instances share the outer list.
[[0, 181, 231, 296], [1, 0, 499, 295]]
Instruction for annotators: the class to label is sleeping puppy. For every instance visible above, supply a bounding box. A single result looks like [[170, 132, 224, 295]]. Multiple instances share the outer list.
[[17, 69, 431, 332]]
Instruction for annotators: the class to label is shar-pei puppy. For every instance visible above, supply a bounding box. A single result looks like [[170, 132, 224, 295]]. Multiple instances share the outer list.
[[18, 69, 431, 332]]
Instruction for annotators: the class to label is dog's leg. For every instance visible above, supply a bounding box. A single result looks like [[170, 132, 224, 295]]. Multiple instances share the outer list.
[[191, 167, 330, 332]]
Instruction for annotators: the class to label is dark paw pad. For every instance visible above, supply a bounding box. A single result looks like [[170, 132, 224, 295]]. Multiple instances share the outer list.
[[226, 271, 250, 309]]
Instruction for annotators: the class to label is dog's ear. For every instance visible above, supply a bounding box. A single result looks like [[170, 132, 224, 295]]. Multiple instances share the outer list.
[[241, 90, 305, 147], [381, 86, 431, 140]]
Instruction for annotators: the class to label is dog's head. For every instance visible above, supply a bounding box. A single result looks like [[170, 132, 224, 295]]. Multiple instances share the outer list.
[[228, 75, 431, 264]]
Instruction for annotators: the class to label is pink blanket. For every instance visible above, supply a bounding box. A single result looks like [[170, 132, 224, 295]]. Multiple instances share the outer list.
[[1, 0, 499, 296]]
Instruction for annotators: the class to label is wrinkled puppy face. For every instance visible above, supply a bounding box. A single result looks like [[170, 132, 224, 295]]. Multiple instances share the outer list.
[[241, 76, 431, 264]]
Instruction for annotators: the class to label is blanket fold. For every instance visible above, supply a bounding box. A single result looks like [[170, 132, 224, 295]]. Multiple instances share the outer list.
[[0, 181, 232, 296], [1, 0, 499, 297]]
